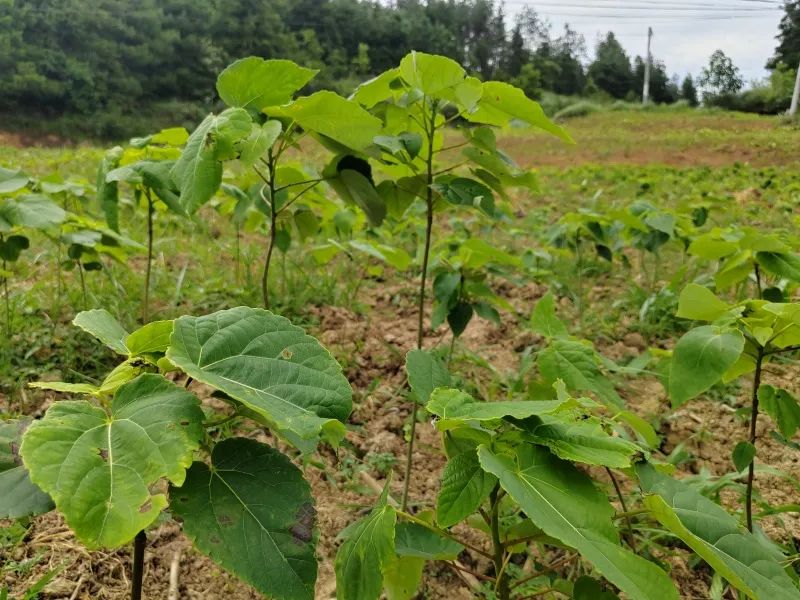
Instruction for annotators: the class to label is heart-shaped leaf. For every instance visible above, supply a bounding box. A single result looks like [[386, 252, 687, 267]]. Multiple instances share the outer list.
[[21, 374, 203, 548], [166, 307, 352, 443]]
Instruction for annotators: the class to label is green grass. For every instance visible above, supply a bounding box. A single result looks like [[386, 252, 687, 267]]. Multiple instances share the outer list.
[[1, 108, 798, 409]]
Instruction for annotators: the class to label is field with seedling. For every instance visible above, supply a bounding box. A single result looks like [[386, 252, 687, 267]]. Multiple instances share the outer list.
[[2, 54, 800, 600]]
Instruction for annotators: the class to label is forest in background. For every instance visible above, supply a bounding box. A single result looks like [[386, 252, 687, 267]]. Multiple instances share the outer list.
[[0, 0, 798, 139]]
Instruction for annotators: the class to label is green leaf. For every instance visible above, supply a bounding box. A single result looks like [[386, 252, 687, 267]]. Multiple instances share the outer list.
[[433, 176, 495, 216], [636, 463, 800, 600], [0, 419, 54, 519], [522, 414, 643, 468], [20, 374, 203, 548], [335, 486, 396, 600], [676, 284, 732, 322], [0, 194, 67, 230], [447, 302, 473, 337], [0, 235, 30, 262], [73, 309, 129, 355], [436, 452, 496, 528], [732, 441, 756, 472], [688, 234, 738, 260], [427, 388, 565, 430], [349, 240, 410, 270], [172, 108, 251, 214], [538, 340, 623, 408], [351, 68, 401, 108], [530, 293, 568, 338], [28, 381, 99, 395], [756, 252, 800, 282], [97, 147, 123, 231], [466, 81, 573, 143], [280, 91, 383, 152], [669, 326, 744, 407], [0, 167, 30, 194], [384, 555, 424, 600], [574, 576, 619, 600], [338, 170, 386, 227], [166, 307, 352, 443], [238, 120, 282, 167], [478, 446, 678, 600], [171, 114, 222, 214], [395, 521, 463, 559], [216, 57, 317, 111], [405, 349, 450, 405], [171, 438, 317, 600], [759, 385, 800, 438], [398, 51, 465, 96], [458, 238, 520, 269], [125, 320, 173, 356]]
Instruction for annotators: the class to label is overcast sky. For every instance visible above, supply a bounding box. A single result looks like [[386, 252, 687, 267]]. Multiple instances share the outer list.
[[503, 1, 786, 83]]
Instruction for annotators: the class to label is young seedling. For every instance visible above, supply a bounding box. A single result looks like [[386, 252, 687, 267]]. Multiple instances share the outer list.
[[10, 306, 352, 600], [351, 51, 573, 509], [174, 57, 383, 308], [0, 169, 67, 337], [100, 128, 190, 322], [669, 238, 800, 531], [336, 337, 799, 599]]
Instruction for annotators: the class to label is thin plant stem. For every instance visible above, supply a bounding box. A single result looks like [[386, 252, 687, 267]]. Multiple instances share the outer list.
[[755, 263, 763, 299], [575, 232, 584, 331], [130, 530, 146, 600], [143, 189, 154, 324], [490, 486, 511, 600], [2, 260, 9, 338], [259, 152, 278, 309], [401, 98, 437, 512], [447, 334, 457, 367], [746, 346, 765, 532], [235, 221, 241, 286], [77, 262, 87, 310], [605, 467, 637, 552]]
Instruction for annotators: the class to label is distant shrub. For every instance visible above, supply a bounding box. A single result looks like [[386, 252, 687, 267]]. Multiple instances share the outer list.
[[554, 101, 602, 120]]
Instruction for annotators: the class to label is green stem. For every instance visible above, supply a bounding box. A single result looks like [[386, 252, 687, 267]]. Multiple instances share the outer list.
[[490, 486, 510, 600], [401, 99, 437, 512], [745, 346, 765, 532], [235, 221, 241, 286], [755, 263, 763, 299], [130, 530, 146, 600], [575, 232, 584, 331], [77, 261, 87, 309], [2, 259, 9, 339], [259, 153, 278, 309], [143, 189, 154, 324], [606, 467, 637, 552]]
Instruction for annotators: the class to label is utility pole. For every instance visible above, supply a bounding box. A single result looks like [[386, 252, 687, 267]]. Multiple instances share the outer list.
[[643, 27, 653, 105], [790, 58, 800, 118]]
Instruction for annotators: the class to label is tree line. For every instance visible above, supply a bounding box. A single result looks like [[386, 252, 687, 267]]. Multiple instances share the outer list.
[[0, 0, 797, 138]]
